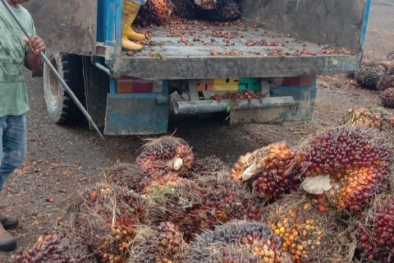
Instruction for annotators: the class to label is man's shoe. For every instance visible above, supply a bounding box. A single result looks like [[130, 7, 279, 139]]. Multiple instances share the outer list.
[[0, 211, 18, 230], [0, 231, 16, 251], [0, 216, 18, 230]]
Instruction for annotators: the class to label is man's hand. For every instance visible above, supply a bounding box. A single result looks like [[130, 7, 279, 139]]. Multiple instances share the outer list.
[[24, 35, 46, 70], [24, 35, 46, 55]]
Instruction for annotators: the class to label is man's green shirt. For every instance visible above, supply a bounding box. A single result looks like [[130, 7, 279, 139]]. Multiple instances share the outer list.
[[0, 3, 36, 117]]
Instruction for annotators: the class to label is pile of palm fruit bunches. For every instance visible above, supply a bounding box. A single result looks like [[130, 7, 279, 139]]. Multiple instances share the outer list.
[[121, 0, 243, 51], [14, 121, 394, 263]]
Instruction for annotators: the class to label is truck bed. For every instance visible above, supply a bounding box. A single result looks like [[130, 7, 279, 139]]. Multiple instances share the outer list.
[[112, 19, 360, 80]]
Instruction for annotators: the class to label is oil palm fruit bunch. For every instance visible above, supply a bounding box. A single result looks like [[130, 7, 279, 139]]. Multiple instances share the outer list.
[[379, 66, 394, 91], [104, 162, 151, 193], [184, 155, 230, 179], [135, 0, 174, 26], [355, 194, 394, 263], [136, 136, 194, 178], [128, 222, 187, 263], [260, 193, 352, 263], [188, 220, 283, 263], [343, 107, 384, 130], [380, 87, 394, 108], [171, 0, 199, 19], [14, 231, 96, 263], [142, 172, 196, 196], [231, 142, 301, 202], [355, 61, 387, 90], [196, 0, 242, 22], [70, 183, 146, 263], [296, 125, 392, 212]]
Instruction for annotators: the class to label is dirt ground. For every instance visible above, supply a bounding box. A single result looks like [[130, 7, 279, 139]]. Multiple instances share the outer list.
[[1, 0, 394, 262]]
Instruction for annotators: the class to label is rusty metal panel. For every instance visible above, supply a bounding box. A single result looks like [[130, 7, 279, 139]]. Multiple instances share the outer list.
[[241, 0, 367, 51], [23, 0, 97, 56]]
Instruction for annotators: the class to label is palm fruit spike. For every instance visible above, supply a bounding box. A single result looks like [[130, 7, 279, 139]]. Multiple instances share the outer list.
[[14, 231, 96, 263], [260, 193, 353, 263], [122, 0, 146, 51], [128, 222, 187, 263], [380, 87, 394, 108], [104, 162, 151, 193], [69, 183, 146, 263], [296, 125, 392, 212], [231, 142, 300, 202], [355, 194, 394, 263], [136, 136, 194, 178], [354, 61, 386, 90], [134, 0, 173, 26], [184, 155, 230, 178], [188, 220, 283, 263]]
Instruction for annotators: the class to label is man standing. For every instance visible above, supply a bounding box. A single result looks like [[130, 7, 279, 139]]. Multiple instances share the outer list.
[[0, 0, 46, 251]]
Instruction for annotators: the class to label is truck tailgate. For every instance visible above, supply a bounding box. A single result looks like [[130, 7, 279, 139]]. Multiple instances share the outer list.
[[112, 20, 360, 80]]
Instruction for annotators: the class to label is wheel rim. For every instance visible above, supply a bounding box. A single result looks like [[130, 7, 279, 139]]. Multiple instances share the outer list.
[[48, 56, 59, 107]]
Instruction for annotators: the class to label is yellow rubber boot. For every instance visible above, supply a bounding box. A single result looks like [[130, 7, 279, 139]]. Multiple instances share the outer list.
[[122, 0, 146, 51]]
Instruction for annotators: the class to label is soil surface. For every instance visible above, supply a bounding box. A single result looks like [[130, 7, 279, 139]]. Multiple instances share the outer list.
[[1, 0, 394, 262]]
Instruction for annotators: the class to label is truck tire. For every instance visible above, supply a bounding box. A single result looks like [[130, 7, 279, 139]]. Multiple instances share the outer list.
[[43, 51, 86, 125]]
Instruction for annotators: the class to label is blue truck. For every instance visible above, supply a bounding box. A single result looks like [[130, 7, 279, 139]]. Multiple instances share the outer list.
[[24, 0, 371, 135]]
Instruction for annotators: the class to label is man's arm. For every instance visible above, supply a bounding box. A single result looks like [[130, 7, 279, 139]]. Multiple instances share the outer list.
[[24, 36, 46, 70]]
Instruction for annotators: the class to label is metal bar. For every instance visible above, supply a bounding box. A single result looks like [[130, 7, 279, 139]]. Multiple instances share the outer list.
[[173, 97, 296, 115], [94, 62, 111, 75], [1, 0, 104, 140]]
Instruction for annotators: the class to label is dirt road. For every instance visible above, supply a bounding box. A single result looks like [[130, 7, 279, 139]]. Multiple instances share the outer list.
[[0, 0, 393, 261]]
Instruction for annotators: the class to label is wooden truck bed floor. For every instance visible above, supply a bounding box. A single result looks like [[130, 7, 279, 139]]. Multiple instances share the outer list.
[[113, 19, 360, 80]]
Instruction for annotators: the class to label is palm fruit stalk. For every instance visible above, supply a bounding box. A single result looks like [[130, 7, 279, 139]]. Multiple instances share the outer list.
[[69, 183, 146, 263], [354, 61, 387, 90], [136, 136, 194, 178], [355, 194, 394, 263], [296, 125, 392, 212], [187, 220, 283, 263], [134, 0, 174, 26], [343, 107, 384, 130], [260, 193, 354, 263], [380, 87, 394, 108], [104, 162, 151, 193], [231, 142, 301, 202], [128, 222, 187, 263], [14, 231, 96, 263], [183, 155, 230, 179]]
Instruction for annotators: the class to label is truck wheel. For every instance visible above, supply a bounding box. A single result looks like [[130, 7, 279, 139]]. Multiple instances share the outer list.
[[43, 51, 86, 125]]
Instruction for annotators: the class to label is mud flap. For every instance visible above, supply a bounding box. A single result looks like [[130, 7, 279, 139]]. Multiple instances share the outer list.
[[104, 94, 169, 135]]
